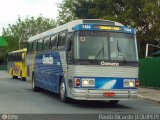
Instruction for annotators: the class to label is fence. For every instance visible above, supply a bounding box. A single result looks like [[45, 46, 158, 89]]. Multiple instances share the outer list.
[[139, 57, 160, 88], [0, 65, 7, 70]]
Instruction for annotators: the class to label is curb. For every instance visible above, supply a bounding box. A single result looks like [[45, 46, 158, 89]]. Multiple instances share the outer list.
[[139, 86, 160, 90], [138, 95, 160, 104]]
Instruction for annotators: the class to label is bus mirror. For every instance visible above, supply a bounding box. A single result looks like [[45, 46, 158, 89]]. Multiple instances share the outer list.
[[22, 53, 25, 60]]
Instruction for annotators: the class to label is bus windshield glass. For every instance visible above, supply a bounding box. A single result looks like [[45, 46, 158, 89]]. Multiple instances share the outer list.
[[74, 31, 138, 62]]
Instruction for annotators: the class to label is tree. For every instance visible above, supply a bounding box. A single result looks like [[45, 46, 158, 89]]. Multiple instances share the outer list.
[[58, 0, 160, 57], [0, 37, 8, 64], [1, 15, 57, 64], [2, 15, 57, 49], [57, 0, 77, 25]]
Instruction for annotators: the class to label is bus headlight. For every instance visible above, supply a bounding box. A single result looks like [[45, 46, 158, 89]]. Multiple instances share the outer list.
[[82, 78, 95, 87], [129, 81, 134, 87], [124, 79, 135, 88]]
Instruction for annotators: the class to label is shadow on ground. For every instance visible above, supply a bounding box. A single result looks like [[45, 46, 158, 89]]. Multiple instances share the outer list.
[[35, 88, 132, 110]]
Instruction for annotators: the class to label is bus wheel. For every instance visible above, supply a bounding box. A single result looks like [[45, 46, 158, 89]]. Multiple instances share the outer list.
[[12, 70, 18, 79], [32, 74, 39, 92], [20, 71, 26, 81], [109, 100, 119, 105], [13, 76, 18, 79], [22, 77, 26, 81], [59, 80, 68, 103]]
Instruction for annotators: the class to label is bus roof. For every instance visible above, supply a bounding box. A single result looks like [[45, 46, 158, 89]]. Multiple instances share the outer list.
[[28, 19, 124, 42], [8, 48, 27, 54]]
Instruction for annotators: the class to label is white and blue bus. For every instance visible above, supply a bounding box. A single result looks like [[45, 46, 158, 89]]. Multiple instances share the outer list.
[[26, 19, 139, 104]]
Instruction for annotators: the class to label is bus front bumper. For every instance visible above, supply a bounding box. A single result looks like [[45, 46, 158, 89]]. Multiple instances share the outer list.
[[70, 88, 137, 100]]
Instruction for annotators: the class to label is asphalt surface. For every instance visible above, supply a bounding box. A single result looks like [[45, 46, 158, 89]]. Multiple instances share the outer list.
[[0, 71, 160, 120]]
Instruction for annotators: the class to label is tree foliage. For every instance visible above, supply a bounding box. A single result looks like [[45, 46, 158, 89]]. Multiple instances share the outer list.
[[57, 0, 76, 25], [1, 15, 56, 64], [0, 36, 19, 64], [58, 0, 160, 57], [2, 15, 56, 45]]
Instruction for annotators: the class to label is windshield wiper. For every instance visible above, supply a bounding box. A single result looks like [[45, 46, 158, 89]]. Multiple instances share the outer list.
[[95, 40, 104, 60], [117, 40, 127, 63]]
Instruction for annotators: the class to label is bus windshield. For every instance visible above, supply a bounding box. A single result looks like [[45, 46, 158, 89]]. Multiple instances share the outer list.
[[74, 31, 138, 62]]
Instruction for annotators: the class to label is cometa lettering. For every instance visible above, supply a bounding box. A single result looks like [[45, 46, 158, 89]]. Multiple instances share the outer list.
[[100, 61, 119, 66]]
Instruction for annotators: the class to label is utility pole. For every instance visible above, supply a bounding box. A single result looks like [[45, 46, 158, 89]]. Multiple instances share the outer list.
[[145, 44, 149, 58]]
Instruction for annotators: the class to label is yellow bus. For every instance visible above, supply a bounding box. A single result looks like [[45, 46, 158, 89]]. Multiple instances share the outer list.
[[8, 48, 27, 80]]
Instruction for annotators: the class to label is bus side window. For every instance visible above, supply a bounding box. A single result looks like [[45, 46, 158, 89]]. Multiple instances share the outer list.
[[36, 39, 43, 51], [11, 54, 13, 61], [33, 41, 37, 52], [16, 53, 18, 61], [50, 34, 57, 50], [15, 53, 17, 61], [27, 42, 33, 53], [18, 53, 21, 61], [9, 54, 12, 62], [13, 54, 15, 61], [43, 37, 50, 51], [17, 53, 19, 61], [8, 54, 10, 62], [58, 32, 66, 50], [14, 54, 16, 61]]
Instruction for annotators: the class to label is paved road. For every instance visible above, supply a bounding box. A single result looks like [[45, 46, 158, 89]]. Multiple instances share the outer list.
[[0, 71, 160, 119]]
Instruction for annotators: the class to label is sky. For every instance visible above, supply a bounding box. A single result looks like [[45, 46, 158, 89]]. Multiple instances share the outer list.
[[0, 0, 62, 35]]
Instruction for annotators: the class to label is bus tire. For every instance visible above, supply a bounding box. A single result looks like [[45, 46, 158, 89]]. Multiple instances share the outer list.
[[13, 76, 18, 79], [32, 73, 39, 92], [12, 70, 18, 79], [109, 100, 119, 105], [22, 77, 26, 81], [59, 80, 68, 103], [20, 71, 26, 81]]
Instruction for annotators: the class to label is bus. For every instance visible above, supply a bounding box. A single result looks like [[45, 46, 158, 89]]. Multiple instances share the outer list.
[[26, 19, 139, 104], [8, 48, 27, 80]]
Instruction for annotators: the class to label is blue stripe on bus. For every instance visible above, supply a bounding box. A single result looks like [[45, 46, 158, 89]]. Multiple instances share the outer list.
[[95, 77, 136, 89]]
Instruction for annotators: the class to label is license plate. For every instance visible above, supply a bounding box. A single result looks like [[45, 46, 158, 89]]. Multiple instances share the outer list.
[[103, 92, 115, 97]]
